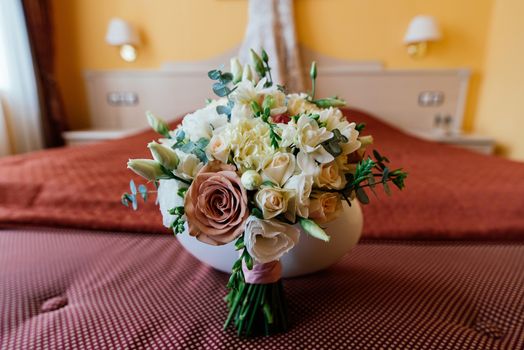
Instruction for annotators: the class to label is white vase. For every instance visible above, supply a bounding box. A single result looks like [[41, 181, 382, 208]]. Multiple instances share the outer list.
[[176, 201, 363, 278]]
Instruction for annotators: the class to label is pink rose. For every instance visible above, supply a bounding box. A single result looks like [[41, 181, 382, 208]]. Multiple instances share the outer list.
[[184, 161, 249, 245]]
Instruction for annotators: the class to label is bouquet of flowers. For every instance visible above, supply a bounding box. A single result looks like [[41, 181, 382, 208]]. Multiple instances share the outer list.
[[122, 49, 407, 337]]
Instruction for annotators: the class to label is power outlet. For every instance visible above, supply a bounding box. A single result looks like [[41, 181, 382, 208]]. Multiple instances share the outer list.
[[418, 91, 444, 107]]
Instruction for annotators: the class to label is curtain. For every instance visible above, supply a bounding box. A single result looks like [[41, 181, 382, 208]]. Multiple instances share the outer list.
[[0, 0, 43, 156], [22, 0, 68, 148], [239, 0, 304, 92]]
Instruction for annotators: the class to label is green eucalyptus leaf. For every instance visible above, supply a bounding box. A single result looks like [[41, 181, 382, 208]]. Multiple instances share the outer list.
[[208, 69, 221, 80], [129, 180, 137, 195], [216, 105, 231, 116], [138, 184, 148, 201], [220, 72, 233, 82]]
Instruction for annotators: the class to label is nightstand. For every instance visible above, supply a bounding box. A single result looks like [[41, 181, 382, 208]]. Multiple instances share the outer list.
[[410, 130, 495, 155], [62, 129, 143, 147]]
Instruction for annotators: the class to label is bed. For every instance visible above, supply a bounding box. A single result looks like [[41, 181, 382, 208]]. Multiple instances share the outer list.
[[1, 109, 523, 349]]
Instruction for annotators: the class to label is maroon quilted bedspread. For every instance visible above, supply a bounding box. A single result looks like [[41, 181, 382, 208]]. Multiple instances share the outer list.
[[1, 227, 522, 349], [1, 108, 524, 240]]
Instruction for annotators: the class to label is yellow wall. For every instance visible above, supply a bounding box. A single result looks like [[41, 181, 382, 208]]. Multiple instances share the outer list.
[[476, 0, 524, 160], [53, 0, 493, 131]]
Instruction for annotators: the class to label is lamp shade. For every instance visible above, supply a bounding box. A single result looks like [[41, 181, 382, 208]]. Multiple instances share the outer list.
[[105, 18, 139, 46], [403, 15, 441, 44]]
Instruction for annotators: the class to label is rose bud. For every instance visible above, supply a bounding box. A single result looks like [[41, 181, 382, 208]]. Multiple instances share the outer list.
[[358, 135, 374, 147], [147, 141, 179, 170], [127, 159, 165, 181], [241, 170, 262, 190], [230, 57, 243, 84], [146, 111, 170, 137]]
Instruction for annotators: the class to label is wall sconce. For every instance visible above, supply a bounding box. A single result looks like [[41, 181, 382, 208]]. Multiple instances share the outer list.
[[404, 15, 441, 58], [105, 18, 140, 62]]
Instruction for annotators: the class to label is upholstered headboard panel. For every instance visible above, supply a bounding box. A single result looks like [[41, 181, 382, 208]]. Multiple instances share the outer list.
[[84, 48, 470, 134]]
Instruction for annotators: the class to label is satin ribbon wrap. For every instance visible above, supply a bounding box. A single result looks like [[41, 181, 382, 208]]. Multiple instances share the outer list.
[[242, 260, 282, 284]]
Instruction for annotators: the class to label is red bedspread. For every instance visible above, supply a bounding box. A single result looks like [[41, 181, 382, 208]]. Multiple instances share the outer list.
[[1, 228, 522, 349], [1, 109, 524, 240]]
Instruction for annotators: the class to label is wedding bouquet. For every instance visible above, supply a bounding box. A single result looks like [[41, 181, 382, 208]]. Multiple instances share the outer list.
[[122, 49, 407, 337]]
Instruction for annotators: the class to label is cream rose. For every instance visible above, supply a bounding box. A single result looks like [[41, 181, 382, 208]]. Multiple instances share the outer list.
[[262, 152, 295, 186], [184, 161, 249, 245], [206, 134, 230, 163], [255, 187, 295, 221], [284, 174, 313, 219], [315, 161, 346, 190], [244, 216, 300, 263], [309, 192, 342, 224]]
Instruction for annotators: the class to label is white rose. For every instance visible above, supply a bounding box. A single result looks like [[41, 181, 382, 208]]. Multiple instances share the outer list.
[[244, 216, 300, 263], [206, 133, 230, 163], [309, 192, 342, 224], [296, 115, 334, 164], [255, 187, 295, 221], [241, 170, 262, 190], [315, 161, 346, 190], [284, 174, 313, 219], [174, 150, 203, 180], [262, 152, 295, 186], [157, 179, 187, 228]]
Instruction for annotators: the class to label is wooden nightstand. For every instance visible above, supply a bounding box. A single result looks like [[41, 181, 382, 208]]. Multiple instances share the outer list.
[[410, 130, 495, 155], [62, 129, 143, 147]]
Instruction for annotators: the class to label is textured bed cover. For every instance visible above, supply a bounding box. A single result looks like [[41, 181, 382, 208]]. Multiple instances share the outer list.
[[1, 227, 522, 349], [1, 109, 524, 240]]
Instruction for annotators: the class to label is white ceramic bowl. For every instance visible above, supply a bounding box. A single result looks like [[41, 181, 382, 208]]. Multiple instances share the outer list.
[[176, 201, 363, 278]]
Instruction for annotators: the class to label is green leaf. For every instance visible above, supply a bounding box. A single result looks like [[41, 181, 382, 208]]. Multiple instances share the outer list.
[[138, 184, 148, 201], [195, 138, 210, 149], [299, 218, 330, 242], [220, 72, 233, 83], [129, 180, 137, 195], [244, 254, 253, 270], [311, 97, 346, 108], [355, 123, 366, 132], [235, 237, 245, 251], [216, 105, 231, 116], [355, 187, 370, 204], [261, 49, 269, 63], [261, 180, 277, 188], [177, 187, 188, 198], [373, 149, 382, 162], [208, 69, 221, 80], [131, 194, 138, 210], [383, 182, 392, 196], [121, 194, 130, 207], [213, 82, 230, 97], [251, 207, 264, 219]]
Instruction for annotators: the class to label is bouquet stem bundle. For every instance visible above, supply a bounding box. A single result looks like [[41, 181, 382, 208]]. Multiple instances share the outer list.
[[224, 279, 288, 337]]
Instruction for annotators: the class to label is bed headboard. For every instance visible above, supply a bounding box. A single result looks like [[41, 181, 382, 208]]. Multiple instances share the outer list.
[[84, 48, 470, 134]]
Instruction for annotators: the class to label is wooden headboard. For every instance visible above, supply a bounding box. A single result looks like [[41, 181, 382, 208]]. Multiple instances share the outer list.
[[84, 48, 470, 134]]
